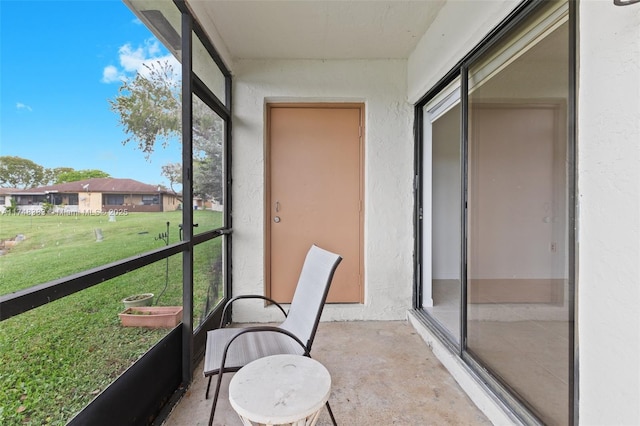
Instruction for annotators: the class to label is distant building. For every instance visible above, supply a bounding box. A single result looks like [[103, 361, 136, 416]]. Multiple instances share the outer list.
[[0, 178, 180, 214], [192, 196, 223, 212], [0, 188, 22, 212]]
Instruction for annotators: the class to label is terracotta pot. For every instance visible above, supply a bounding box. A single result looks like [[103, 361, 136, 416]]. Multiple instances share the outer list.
[[119, 306, 183, 328], [122, 293, 154, 309]]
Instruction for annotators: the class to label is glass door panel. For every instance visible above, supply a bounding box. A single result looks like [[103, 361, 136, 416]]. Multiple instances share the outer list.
[[422, 84, 461, 343], [466, 4, 571, 424]]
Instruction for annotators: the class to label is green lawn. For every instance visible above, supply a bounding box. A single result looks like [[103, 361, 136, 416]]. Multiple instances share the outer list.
[[0, 211, 224, 425]]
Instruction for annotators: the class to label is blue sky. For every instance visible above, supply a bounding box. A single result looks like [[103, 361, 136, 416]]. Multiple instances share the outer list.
[[1, 0, 182, 188]]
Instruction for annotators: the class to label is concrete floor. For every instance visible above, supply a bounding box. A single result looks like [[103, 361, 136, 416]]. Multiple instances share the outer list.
[[163, 321, 492, 426]]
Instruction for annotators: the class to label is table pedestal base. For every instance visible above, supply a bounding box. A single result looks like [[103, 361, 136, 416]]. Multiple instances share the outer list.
[[237, 408, 322, 426]]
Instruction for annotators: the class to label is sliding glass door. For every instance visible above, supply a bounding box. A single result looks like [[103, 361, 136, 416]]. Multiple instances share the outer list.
[[418, 1, 574, 424]]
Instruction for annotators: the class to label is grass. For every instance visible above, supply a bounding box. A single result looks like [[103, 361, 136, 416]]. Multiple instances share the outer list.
[[1, 210, 221, 293], [0, 211, 224, 425]]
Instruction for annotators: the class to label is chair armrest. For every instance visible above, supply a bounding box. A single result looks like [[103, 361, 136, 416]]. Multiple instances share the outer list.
[[220, 295, 288, 328]]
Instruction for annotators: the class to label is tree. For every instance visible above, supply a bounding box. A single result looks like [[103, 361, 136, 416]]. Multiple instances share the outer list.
[[0, 159, 111, 189], [0, 156, 47, 188], [55, 169, 110, 184], [161, 162, 182, 201], [192, 96, 224, 203], [109, 61, 181, 158], [109, 61, 224, 203], [44, 167, 74, 185]]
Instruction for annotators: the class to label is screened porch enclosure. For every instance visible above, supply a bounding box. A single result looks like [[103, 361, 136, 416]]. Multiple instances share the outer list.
[[3, 1, 568, 424], [6, 0, 640, 425]]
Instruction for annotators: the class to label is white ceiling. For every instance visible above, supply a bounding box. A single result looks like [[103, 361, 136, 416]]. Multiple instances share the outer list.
[[186, 1, 446, 60]]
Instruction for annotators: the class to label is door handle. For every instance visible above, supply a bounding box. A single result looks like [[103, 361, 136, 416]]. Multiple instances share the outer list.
[[274, 201, 281, 222]]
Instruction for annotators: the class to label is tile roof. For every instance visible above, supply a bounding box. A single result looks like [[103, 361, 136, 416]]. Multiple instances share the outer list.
[[0, 188, 24, 194], [15, 178, 171, 194]]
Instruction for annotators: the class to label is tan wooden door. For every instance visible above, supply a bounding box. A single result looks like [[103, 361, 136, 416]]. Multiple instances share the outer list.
[[266, 104, 363, 303]]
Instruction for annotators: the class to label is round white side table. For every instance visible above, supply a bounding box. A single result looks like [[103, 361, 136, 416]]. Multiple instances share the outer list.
[[229, 354, 331, 426]]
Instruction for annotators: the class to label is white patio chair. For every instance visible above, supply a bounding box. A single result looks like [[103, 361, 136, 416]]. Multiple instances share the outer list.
[[203, 244, 342, 426]]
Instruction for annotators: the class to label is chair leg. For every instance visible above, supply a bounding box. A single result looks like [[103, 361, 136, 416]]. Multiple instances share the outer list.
[[326, 400, 338, 426], [208, 372, 226, 426], [205, 375, 212, 399]]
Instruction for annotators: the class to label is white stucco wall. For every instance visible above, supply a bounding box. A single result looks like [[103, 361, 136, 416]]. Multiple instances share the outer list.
[[407, 0, 519, 103], [231, 59, 414, 323], [578, 1, 640, 424]]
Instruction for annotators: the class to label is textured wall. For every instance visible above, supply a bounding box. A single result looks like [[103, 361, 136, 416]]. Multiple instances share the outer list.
[[231, 59, 414, 322], [407, 0, 518, 103], [578, 1, 640, 424]]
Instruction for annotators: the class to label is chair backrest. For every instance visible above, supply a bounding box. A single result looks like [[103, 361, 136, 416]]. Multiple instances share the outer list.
[[279, 244, 342, 351]]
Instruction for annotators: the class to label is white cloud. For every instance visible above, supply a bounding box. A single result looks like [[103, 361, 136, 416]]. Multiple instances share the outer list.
[[118, 43, 148, 73], [16, 102, 33, 112], [101, 65, 122, 83], [102, 38, 181, 84]]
